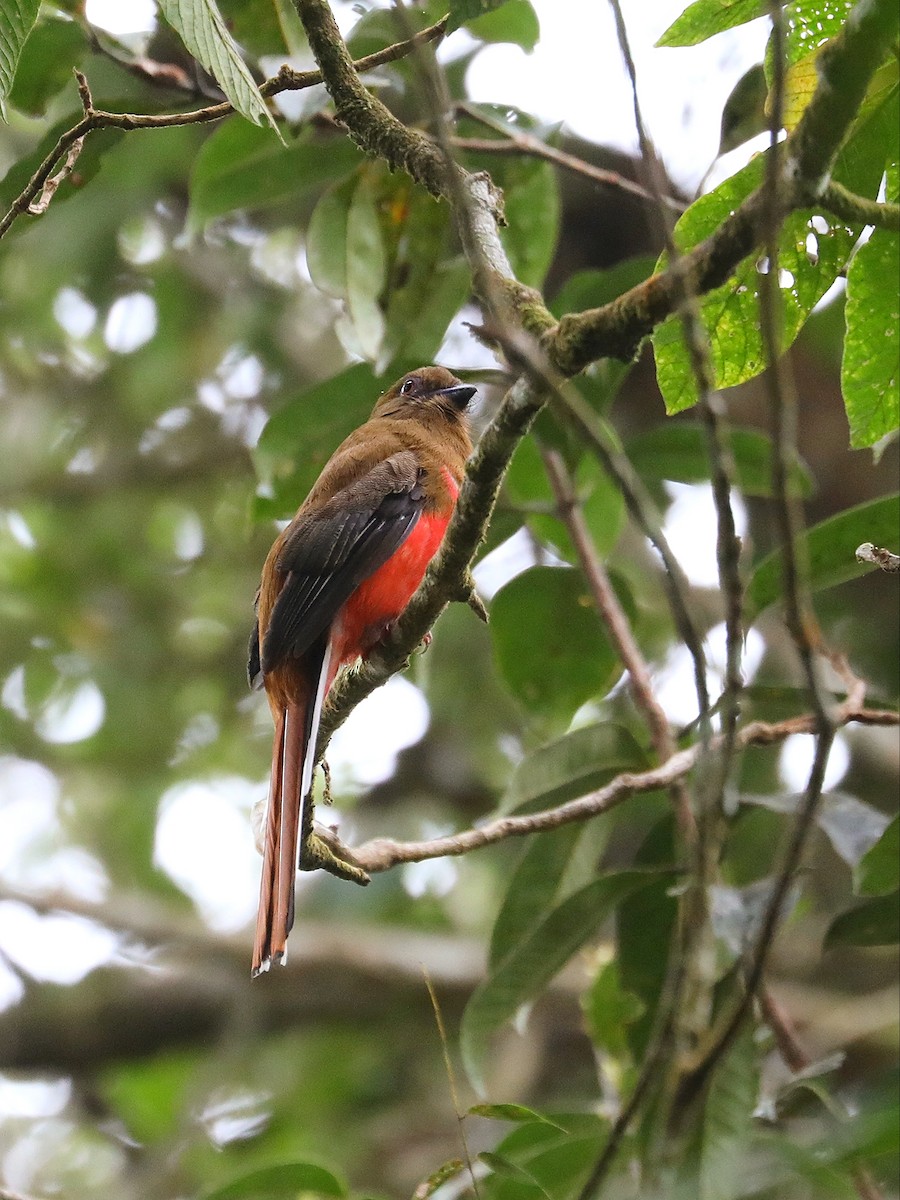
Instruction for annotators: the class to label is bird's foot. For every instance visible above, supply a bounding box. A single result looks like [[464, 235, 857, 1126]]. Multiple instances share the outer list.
[[412, 631, 433, 655]]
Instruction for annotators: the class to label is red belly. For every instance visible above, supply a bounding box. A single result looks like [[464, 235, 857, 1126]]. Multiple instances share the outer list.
[[333, 509, 451, 664]]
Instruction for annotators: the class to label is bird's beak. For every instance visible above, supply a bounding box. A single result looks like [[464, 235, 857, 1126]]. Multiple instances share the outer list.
[[433, 384, 477, 410]]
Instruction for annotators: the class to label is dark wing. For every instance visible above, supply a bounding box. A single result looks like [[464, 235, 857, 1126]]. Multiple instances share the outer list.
[[247, 587, 262, 689], [260, 451, 424, 675]]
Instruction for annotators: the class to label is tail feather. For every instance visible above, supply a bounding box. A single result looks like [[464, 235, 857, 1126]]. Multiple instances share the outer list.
[[252, 708, 286, 976], [251, 635, 335, 976]]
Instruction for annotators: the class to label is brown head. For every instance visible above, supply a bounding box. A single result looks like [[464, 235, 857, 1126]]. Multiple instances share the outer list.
[[372, 366, 477, 425]]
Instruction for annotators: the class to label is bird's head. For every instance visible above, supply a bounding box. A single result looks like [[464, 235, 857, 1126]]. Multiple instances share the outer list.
[[373, 366, 477, 422]]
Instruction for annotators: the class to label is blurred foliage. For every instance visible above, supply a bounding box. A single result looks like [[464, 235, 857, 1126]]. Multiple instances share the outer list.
[[0, 1, 897, 1199]]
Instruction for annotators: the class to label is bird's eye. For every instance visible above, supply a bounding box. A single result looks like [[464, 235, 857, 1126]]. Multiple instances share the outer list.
[[400, 377, 418, 396]]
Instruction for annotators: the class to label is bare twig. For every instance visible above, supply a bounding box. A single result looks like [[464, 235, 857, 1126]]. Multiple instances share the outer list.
[[326, 703, 896, 875], [451, 100, 684, 212], [677, 726, 836, 1108], [0, 18, 450, 240], [423, 969, 480, 1199], [672, 3, 845, 1110], [549, 384, 711, 718], [541, 446, 694, 840]]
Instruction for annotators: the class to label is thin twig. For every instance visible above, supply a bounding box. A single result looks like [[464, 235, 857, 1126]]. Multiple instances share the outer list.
[[673, 2, 842, 1109], [677, 726, 835, 1108], [451, 100, 684, 212], [541, 446, 695, 842], [423, 968, 480, 1199], [549, 384, 711, 718], [319, 703, 896, 875], [0, 17, 450, 240]]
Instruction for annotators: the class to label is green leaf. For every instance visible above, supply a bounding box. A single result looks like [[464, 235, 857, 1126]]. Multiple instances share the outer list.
[[345, 171, 388, 360], [202, 1161, 346, 1199], [253, 364, 380, 518], [653, 153, 857, 413], [7, 13, 84, 117], [382, 256, 470, 370], [0, 0, 40, 116], [824, 893, 900, 949], [842, 227, 900, 448], [657, 0, 766, 47], [501, 722, 648, 814], [626, 423, 814, 498], [485, 1114, 608, 1197], [834, 66, 898, 197], [745, 492, 900, 621], [466, 0, 540, 51], [699, 1024, 759, 1200], [500, 158, 559, 288], [582, 960, 645, 1057], [490, 566, 630, 723], [856, 816, 900, 896], [718, 64, 768, 155], [306, 174, 356, 298], [488, 826, 583, 968], [765, 1, 854, 131], [448, 0, 517, 32], [376, 171, 468, 370], [469, 1104, 567, 1132], [550, 257, 658, 318], [102, 1055, 195, 1144], [421, 261, 473, 352], [188, 123, 362, 230], [478, 1151, 550, 1197], [158, 0, 281, 136], [616, 817, 677, 1058], [461, 871, 660, 1090]]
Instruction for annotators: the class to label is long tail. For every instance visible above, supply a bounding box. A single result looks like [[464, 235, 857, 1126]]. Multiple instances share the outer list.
[[252, 636, 333, 976]]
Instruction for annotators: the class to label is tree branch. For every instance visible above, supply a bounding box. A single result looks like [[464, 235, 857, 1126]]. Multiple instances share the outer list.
[[821, 181, 900, 232], [540, 445, 695, 841], [451, 99, 684, 212], [324, 703, 896, 875], [0, 17, 450, 240], [547, 0, 899, 373]]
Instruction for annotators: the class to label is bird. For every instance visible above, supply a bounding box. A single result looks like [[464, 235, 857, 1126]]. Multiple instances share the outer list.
[[248, 366, 476, 976]]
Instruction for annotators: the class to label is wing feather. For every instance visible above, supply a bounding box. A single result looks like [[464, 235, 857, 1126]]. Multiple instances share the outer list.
[[260, 452, 425, 675]]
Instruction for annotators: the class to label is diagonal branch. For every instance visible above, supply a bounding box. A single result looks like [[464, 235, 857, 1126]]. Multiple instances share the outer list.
[[304, 0, 898, 776]]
